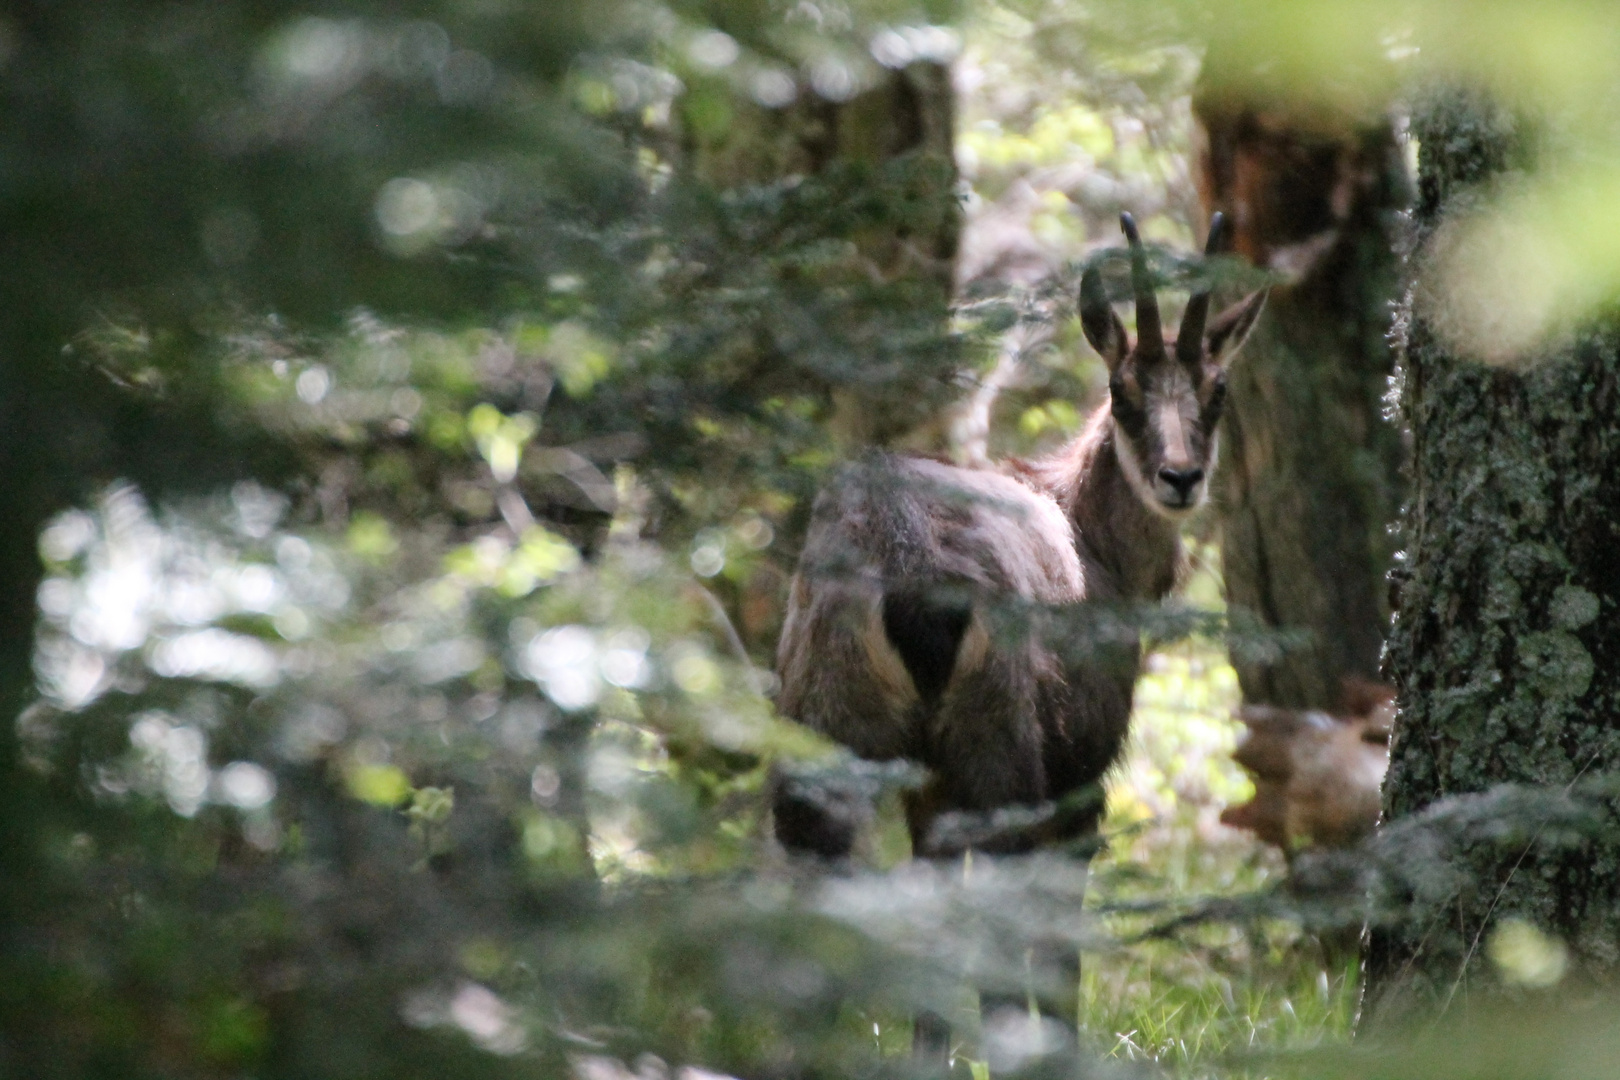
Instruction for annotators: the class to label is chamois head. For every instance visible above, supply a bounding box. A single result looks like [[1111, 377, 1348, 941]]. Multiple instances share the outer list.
[[1080, 212, 1267, 516]]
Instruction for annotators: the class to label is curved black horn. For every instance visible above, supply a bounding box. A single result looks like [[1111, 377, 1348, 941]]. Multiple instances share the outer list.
[[1120, 212, 1162, 353], [1176, 211, 1229, 366]]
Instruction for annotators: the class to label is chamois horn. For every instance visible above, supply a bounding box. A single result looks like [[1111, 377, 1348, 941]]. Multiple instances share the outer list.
[[1119, 212, 1162, 353], [1177, 211, 1229, 367]]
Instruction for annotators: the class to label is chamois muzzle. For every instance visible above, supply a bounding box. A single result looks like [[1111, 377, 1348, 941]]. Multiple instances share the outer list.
[[1157, 466, 1205, 507]]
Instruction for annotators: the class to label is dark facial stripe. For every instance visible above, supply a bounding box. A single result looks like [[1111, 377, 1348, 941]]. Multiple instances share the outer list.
[[1109, 377, 1147, 439]]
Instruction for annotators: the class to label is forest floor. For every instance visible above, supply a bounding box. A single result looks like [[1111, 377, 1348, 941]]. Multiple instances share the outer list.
[[1074, 545, 1358, 1078], [1078, 641, 1358, 1079]]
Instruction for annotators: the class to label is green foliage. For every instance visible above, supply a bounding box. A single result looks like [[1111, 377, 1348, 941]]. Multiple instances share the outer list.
[[0, 2, 975, 1075], [9, 1, 1620, 1078], [0, 2, 1355, 1076]]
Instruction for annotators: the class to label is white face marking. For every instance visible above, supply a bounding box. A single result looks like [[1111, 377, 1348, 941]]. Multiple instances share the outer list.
[[1157, 399, 1191, 466], [1115, 433, 1190, 521], [1116, 406, 1213, 521], [1149, 396, 1206, 509]]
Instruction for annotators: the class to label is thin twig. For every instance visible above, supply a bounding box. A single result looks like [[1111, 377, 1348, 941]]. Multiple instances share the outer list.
[[695, 583, 768, 695]]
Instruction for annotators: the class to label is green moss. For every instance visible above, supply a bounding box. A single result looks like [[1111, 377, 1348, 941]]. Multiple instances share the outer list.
[[1369, 87, 1620, 1019]]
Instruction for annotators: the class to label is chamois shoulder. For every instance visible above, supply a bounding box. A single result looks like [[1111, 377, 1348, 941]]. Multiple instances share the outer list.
[[1007, 404, 1115, 514]]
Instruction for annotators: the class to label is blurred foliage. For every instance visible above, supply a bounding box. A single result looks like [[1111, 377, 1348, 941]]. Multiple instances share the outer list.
[[8, 0, 1620, 1078], [951, 1, 1205, 464], [0, 2, 979, 1076]]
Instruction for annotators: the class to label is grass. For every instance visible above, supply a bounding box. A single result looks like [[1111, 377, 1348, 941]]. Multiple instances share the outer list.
[[1073, 634, 1360, 1077]]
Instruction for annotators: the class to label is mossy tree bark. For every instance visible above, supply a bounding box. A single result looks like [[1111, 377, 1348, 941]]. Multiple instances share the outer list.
[[1193, 66, 1407, 710], [1363, 89, 1620, 1021]]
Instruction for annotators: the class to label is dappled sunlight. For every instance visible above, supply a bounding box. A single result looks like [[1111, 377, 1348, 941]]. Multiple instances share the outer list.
[[26, 468, 789, 882], [25, 300, 812, 893], [32, 483, 322, 711], [1114, 647, 1252, 838], [13, 0, 1620, 1076], [1103, 542, 1268, 880]]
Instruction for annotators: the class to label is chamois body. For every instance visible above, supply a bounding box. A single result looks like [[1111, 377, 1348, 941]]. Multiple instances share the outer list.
[[774, 213, 1266, 860], [777, 413, 1179, 855]]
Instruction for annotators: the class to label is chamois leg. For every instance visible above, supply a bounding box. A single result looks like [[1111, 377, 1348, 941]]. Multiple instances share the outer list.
[[939, 656, 1111, 1061], [978, 918, 1083, 1066], [916, 645, 1086, 1068], [916, 633, 1048, 855], [773, 582, 918, 859], [770, 768, 873, 859], [912, 1008, 953, 1068]]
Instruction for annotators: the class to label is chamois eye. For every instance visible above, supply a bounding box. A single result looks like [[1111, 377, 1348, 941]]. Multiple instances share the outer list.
[[1109, 380, 1144, 427]]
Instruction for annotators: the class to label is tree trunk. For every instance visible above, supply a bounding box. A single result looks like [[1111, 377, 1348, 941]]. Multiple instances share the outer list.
[[1363, 89, 1620, 1021], [1194, 69, 1407, 710], [684, 61, 959, 452]]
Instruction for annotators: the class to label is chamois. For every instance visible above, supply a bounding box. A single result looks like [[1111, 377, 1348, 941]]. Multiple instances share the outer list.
[[773, 212, 1267, 861]]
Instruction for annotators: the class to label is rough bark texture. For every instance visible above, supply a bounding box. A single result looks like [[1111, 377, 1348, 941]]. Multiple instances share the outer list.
[[1194, 72, 1407, 709], [1364, 89, 1620, 1021]]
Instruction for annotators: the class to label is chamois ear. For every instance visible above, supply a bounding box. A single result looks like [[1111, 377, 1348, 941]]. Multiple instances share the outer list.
[[1080, 266, 1129, 369], [1206, 288, 1268, 366]]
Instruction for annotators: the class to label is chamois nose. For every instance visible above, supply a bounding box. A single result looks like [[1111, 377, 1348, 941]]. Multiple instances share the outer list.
[[1158, 466, 1204, 500]]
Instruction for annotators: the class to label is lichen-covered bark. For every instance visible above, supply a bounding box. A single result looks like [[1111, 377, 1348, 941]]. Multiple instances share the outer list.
[[1364, 89, 1620, 1021], [1194, 72, 1407, 710]]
